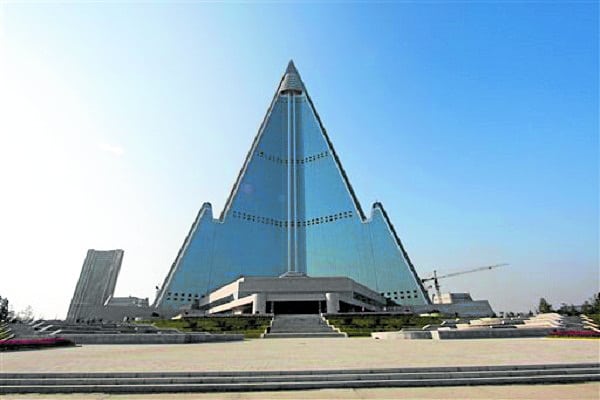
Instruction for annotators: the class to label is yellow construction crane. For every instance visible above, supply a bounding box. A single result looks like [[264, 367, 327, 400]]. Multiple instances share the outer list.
[[421, 263, 509, 302]]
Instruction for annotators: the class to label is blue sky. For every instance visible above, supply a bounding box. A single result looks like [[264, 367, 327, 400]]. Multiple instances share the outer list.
[[0, 2, 597, 318]]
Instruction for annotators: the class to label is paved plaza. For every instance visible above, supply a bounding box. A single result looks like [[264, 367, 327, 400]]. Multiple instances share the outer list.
[[2, 338, 599, 398], [0, 383, 598, 400], [2, 337, 598, 373]]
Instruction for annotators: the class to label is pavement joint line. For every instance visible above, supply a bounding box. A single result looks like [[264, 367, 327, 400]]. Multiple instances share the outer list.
[[4, 371, 600, 387], [2, 367, 600, 383], [2, 375, 600, 394], [2, 362, 598, 379]]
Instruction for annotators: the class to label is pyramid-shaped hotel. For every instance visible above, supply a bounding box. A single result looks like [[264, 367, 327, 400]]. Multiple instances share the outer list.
[[151, 61, 430, 315]]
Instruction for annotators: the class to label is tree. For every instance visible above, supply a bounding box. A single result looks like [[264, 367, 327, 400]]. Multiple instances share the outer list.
[[580, 293, 600, 315], [592, 292, 600, 314], [558, 303, 579, 316], [537, 298, 553, 314], [16, 305, 34, 322], [0, 296, 8, 322], [581, 301, 593, 314]]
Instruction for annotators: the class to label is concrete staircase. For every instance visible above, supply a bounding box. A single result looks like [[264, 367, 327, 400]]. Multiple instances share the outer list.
[[581, 315, 600, 332], [264, 314, 346, 338], [373, 314, 600, 340], [5, 320, 242, 344], [1, 363, 598, 394], [6, 321, 38, 338]]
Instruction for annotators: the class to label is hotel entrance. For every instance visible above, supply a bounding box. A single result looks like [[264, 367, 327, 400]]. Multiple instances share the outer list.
[[269, 300, 326, 314]]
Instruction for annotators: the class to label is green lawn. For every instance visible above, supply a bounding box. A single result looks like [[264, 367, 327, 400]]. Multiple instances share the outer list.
[[139, 316, 272, 339], [326, 315, 443, 337]]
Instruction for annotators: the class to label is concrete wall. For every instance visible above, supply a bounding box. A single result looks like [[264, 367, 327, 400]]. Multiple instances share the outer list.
[[372, 331, 433, 340], [433, 327, 554, 339], [390, 300, 495, 318], [59, 333, 243, 344]]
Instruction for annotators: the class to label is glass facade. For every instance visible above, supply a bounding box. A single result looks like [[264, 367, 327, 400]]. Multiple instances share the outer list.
[[155, 63, 430, 311]]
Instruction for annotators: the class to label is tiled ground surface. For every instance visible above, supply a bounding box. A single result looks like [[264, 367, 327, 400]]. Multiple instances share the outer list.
[[1, 384, 600, 400], [1, 337, 598, 373]]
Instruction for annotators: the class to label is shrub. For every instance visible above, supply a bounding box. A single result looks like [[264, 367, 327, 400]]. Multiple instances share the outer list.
[[548, 330, 600, 338], [140, 316, 272, 338], [0, 337, 75, 351], [326, 314, 443, 336]]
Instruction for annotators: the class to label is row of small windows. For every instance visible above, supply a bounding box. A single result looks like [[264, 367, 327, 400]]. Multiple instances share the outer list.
[[255, 150, 329, 165], [382, 289, 419, 300], [231, 210, 353, 227], [166, 292, 206, 302]]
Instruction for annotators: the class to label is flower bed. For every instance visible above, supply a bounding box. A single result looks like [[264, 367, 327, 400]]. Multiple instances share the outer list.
[[0, 337, 76, 351], [548, 329, 600, 338]]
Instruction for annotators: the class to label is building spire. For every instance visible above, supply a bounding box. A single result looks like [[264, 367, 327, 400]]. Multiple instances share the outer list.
[[286, 59, 298, 74], [280, 60, 303, 94]]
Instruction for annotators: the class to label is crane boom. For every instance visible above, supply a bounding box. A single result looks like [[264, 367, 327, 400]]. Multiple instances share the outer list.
[[420, 263, 509, 303], [426, 263, 509, 282]]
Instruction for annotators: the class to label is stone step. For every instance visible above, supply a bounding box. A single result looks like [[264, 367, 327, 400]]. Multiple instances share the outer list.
[[4, 363, 598, 379], [3, 367, 599, 386], [6, 323, 37, 338], [3, 375, 600, 395], [268, 328, 336, 333], [264, 332, 346, 338], [1, 364, 598, 394], [267, 314, 340, 337]]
